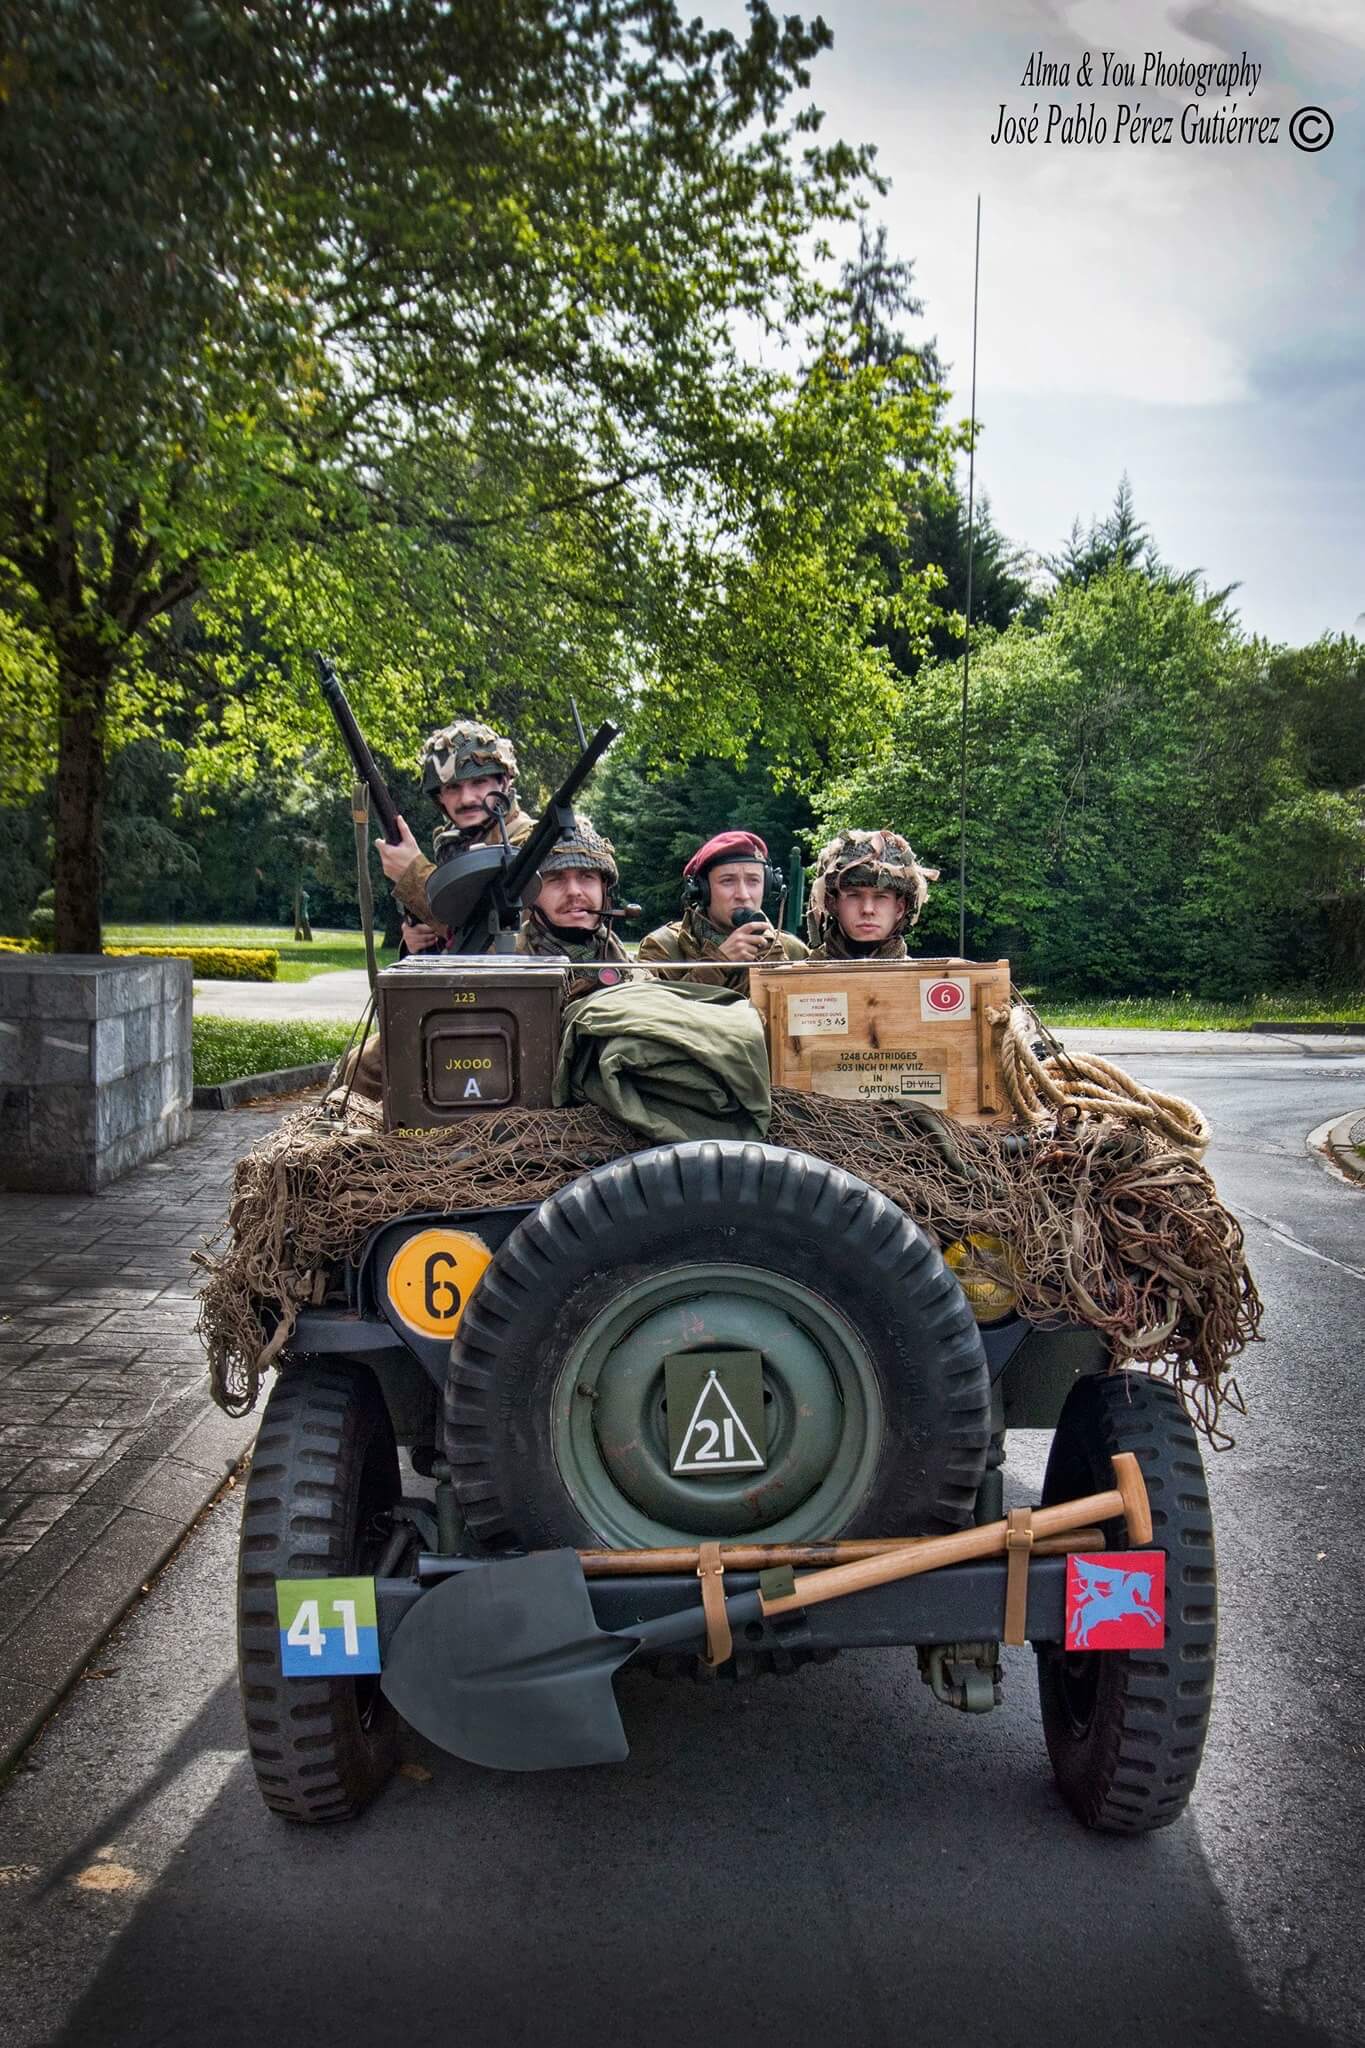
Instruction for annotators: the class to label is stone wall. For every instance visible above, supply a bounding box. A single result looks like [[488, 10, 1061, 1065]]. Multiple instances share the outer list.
[[0, 957, 193, 1193]]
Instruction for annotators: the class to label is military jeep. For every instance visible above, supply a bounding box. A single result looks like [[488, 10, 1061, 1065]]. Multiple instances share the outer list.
[[233, 948, 1218, 1839]]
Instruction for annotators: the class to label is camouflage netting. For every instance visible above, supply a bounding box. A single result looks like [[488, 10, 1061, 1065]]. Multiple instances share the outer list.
[[195, 1094, 1260, 1446]]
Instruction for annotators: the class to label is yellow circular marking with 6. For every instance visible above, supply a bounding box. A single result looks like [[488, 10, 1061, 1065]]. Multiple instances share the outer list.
[[386, 1228, 492, 1340]]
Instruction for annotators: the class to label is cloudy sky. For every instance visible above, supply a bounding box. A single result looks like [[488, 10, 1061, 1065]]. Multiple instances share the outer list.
[[781, 0, 1364, 645]]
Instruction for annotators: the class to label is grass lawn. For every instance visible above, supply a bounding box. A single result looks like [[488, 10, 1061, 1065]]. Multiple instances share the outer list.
[[1023, 989, 1365, 1030], [192, 1016, 357, 1088], [105, 923, 396, 982]]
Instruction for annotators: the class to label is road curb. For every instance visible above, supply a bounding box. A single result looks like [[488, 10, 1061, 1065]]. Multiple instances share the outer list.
[[0, 1387, 257, 1779], [1249, 1020, 1361, 1036], [192, 1059, 334, 1109], [1308, 1109, 1365, 1188]]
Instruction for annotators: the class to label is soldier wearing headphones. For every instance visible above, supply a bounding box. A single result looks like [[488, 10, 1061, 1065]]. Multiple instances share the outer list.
[[638, 830, 807, 994]]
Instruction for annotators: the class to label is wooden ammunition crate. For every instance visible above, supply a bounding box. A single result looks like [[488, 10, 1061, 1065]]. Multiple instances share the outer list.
[[748, 958, 1012, 1124]]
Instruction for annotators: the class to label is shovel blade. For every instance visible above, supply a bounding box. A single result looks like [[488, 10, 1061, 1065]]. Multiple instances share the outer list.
[[381, 1549, 637, 1771]]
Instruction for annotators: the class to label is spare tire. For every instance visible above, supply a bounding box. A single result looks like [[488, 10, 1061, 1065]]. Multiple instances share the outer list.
[[444, 1141, 990, 1553]]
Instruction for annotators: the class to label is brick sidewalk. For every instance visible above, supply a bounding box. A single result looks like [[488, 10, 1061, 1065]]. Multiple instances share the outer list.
[[0, 1107, 286, 1769]]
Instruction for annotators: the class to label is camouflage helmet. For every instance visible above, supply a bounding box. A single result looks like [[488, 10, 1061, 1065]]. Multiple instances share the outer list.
[[538, 813, 619, 889], [419, 720, 519, 801], [806, 828, 939, 940]]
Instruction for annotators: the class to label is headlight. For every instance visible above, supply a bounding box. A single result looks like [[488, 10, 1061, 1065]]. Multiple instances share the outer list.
[[943, 1233, 1019, 1323]]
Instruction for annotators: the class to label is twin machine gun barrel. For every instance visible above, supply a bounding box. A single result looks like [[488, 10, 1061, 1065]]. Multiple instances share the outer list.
[[314, 653, 618, 951]]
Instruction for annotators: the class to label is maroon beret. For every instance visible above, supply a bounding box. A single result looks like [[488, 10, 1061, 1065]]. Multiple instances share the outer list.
[[682, 830, 770, 879]]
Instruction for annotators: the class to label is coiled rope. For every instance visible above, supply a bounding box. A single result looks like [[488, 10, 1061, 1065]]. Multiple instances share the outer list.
[[991, 1001, 1211, 1155]]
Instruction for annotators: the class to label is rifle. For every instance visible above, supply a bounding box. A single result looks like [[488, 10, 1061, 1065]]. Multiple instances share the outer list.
[[427, 718, 619, 952], [313, 653, 404, 845]]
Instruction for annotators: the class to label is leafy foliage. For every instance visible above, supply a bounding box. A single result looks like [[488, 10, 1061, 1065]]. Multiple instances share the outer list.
[[592, 744, 817, 933], [105, 943, 278, 981], [1042, 476, 1235, 613], [817, 570, 1364, 995], [192, 1016, 353, 1088], [0, 0, 958, 949]]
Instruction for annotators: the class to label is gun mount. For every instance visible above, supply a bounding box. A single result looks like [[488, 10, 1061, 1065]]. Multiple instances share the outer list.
[[427, 719, 619, 952]]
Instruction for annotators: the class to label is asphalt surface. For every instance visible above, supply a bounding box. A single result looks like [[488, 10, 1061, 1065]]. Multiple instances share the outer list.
[[195, 965, 375, 1021], [0, 1049, 1362, 2048]]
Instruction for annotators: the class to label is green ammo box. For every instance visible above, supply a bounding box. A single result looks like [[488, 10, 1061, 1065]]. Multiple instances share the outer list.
[[378, 959, 566, 1133]]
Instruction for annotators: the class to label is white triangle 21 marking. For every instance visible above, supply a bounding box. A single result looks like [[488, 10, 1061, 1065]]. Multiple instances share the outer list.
[[672, 1368, 765, 1473]]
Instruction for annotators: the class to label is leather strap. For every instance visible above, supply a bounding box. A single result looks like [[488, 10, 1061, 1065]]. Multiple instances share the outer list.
[[697, 1541, 732, 1668], [1003, 1507, 1034, 1647]]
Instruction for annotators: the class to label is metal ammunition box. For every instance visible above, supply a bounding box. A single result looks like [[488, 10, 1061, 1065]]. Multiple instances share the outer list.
[[378, 960, 566, 1133]]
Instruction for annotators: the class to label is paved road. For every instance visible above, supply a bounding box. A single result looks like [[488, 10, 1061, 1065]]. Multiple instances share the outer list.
[[194, 966, 375, 1022], [0, 1051, 1362, 2048]]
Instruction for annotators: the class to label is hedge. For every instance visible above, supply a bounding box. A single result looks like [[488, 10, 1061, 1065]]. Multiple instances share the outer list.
[[104, 944, 278, 981], [0, 938, 277, 981]]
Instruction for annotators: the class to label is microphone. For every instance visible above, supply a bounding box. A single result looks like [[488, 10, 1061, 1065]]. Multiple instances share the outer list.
[[730, 906, 770, 930]]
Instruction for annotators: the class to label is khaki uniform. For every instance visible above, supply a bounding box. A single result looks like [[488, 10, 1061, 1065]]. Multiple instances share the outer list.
[[639, 906, 807, 995], [516, 915, 630, 1004]]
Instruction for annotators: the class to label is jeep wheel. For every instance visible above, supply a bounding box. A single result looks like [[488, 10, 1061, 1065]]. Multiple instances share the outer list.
[[444, 1141, 990, 1553], [1036, 1371, 1216, 1835], [237, 1360, 402, 1822]]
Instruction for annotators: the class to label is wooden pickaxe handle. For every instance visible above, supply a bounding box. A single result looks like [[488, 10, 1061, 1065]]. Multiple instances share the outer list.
[[761, 1453, 1151, 1619], [577, 1528, 1106, 1576]]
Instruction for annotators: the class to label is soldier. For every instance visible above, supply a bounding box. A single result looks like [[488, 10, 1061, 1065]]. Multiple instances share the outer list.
[[805, 828, 937, 960], [341, 718, 534, 1099], [516, 814, 629, 998], [639, 830, 806, 994], [378, 719, 535, 951]]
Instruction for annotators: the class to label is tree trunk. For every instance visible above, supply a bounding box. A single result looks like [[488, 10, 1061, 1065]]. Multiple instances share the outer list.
[[54, 635, 112, 954]]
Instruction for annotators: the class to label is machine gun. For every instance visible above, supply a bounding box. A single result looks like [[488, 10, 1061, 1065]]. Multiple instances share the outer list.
[[313, 653, 404, 846], [427, 718, 619, 952]]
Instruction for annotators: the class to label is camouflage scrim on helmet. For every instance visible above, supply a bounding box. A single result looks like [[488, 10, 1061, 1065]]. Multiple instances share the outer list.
[[538, 813, 619, 888], [806, 828, 939, 942], [419, 720, 519, 796]]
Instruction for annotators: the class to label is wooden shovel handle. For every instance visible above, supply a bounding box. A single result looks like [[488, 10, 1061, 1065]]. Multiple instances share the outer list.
[[762, 1453, 1152, 1618]]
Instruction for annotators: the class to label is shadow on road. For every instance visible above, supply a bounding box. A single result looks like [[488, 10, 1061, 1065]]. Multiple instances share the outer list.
[[49, 1650, 1338, 2048]]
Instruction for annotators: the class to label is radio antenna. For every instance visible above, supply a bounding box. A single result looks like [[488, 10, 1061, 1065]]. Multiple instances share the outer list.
[[957, 196, 981, 959]]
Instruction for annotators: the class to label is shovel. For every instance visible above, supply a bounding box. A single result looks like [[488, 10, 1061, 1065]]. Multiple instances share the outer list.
[[380, 1454, 1151, 1772]]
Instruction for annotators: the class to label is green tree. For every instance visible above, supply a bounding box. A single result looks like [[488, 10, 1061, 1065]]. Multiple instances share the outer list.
[[894, 484, 1032, 669], [2, 0, 957, 951], [1043, 476, 1236, 613], [818, 224, 1026, 678], [593, 746, 817, 934], [815, 569, 1363, 996]]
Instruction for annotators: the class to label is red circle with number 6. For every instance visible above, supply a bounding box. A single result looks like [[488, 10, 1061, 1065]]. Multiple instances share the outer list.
[[925, 980, 967, 1014]]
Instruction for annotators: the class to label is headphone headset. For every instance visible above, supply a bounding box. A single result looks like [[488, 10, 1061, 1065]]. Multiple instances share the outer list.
[[682, 853, 784, 913]]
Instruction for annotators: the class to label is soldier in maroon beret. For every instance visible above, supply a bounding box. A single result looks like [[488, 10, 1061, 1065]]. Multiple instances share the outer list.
[[638, 829, 807, 994]]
